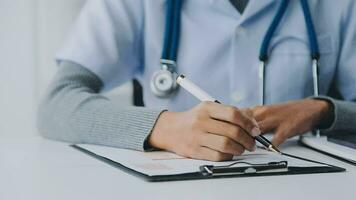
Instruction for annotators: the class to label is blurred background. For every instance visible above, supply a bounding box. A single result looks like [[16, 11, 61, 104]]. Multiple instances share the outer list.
[[0, 0, 132, 138]]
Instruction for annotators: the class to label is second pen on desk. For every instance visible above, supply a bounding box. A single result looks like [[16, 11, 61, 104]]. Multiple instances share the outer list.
[[176, 74, 281, 154]]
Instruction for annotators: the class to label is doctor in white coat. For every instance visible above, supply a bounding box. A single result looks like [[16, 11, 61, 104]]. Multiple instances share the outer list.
[[38, 0, 356, 161]]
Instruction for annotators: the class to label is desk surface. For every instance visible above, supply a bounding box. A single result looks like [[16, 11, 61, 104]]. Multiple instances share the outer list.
[[1, 136, 355, 200]]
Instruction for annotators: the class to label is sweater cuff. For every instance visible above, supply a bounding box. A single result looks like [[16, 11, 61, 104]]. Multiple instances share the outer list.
[[123, 107, 166, 151], [73, 104, 166, 152], [311, 96, 341, 133], [142, 110, 168, 151], [96, 106, 166, 151]]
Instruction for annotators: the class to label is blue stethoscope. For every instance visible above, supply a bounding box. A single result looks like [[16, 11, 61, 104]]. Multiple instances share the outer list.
[[151, 0, 321, 105]]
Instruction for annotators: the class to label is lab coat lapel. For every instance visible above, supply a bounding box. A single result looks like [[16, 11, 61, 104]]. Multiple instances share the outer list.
[[239, 0, 276, 24], [210, 0, 277, 24]]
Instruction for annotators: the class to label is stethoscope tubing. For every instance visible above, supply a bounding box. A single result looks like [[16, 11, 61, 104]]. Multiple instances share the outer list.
[[158, 0, 321, 106], [162, 0, 182, 62], [259, 0, 320, 105]]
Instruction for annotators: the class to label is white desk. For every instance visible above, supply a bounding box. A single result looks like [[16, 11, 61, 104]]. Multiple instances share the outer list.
[[1, 136, 355, 200]]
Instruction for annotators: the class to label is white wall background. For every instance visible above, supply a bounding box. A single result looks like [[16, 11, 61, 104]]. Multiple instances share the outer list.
[[0, 0, 132, 138]]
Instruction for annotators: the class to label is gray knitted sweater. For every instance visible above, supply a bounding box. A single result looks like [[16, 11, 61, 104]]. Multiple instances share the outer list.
[[37, 62, 163, 151], [37, 61, 356, 151]]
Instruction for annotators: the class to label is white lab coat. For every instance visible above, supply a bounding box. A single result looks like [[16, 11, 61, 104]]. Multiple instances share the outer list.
[[57, 0, 356, 111]]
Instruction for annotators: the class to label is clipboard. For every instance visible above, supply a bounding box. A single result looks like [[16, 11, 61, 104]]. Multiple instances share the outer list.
[[72, 144, 345, 182]]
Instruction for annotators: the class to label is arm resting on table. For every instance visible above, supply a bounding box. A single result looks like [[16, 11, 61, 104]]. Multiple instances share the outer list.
[[37, 61, 164, 151]]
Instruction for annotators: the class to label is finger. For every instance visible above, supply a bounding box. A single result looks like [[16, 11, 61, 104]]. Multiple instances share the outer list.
[[242, 108, 261, 131], [251, 106, 271, 122], [258, 117, 279, 133], [205, 103, 260, 137], [271, 127, 290, 147], [203, 119, 256, 151], [199, 133, 245, 155], [241, 108, 254, 119], [194, 146, 233, 161]]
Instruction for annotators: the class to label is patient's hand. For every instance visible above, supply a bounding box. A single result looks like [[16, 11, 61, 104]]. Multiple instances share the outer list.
[[148, 102, 260, 161], [247, 99, 332, 147]]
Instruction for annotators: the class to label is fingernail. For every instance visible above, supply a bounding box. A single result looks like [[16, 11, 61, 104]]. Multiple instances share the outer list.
[[251, 127, 261, 137]]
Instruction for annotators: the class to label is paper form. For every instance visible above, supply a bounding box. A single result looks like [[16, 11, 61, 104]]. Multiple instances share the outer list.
[[76, 144, 327, 176]]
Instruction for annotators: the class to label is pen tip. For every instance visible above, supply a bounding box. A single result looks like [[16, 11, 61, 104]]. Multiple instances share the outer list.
[[269, 146, 282, 154]]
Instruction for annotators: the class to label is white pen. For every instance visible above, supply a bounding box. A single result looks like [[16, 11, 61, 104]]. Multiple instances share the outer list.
[[176, 74, 281, 154], [176, 75, 216, 102]]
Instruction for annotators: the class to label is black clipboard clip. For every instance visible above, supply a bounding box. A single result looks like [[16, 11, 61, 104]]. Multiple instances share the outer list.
[[199, 161, 288, 177]]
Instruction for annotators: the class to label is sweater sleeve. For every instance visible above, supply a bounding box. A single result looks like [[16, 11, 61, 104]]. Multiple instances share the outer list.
[[314, 96, 356, 134], [37, 61, 164, 151]]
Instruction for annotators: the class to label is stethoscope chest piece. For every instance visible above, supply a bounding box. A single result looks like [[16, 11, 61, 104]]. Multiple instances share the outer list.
[[151, 0, 183, 98], [150, 61, 178, 98]]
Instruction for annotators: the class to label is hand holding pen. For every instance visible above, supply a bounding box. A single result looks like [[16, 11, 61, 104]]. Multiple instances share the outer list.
[[148, 78, 271, 162], [176, 74, 281, 154]]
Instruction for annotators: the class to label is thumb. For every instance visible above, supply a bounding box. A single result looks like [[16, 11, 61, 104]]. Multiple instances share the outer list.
[[241, 108, 260, 128]]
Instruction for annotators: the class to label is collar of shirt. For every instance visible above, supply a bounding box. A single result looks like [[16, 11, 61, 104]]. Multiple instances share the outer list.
[[210, 0, 276, 25]]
